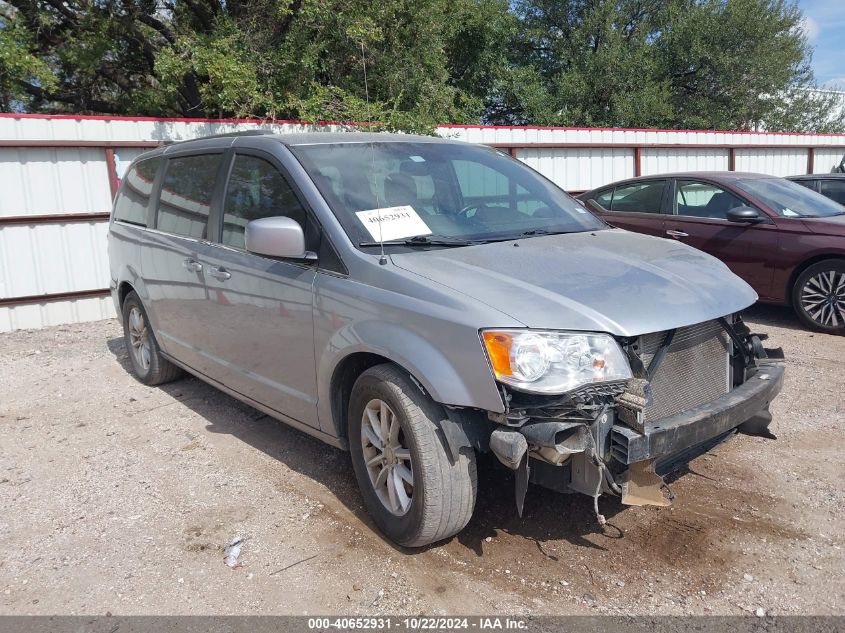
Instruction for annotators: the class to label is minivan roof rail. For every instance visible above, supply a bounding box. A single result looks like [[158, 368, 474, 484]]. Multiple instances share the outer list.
[[163, 129, 277, 145]]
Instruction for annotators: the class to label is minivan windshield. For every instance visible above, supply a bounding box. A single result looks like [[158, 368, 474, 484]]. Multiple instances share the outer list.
[[289, 141, 606, 247], [735, 177, 845, 218]]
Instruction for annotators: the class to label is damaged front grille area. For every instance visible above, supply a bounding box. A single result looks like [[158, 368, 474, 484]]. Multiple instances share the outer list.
[[636, 319, 731, 423]]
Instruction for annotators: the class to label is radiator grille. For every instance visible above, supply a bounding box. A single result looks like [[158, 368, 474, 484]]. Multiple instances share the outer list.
[[638, 320, 731, 422]]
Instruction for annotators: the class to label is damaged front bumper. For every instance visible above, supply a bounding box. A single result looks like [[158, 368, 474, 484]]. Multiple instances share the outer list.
[[480, 321, 785, 519], [610, 360, 784, 467]]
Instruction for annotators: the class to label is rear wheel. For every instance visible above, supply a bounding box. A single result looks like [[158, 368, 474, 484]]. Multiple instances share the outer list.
[[348, 364, 477, 547], [792, 260, 845, 335], [121, 291, 183, 385]]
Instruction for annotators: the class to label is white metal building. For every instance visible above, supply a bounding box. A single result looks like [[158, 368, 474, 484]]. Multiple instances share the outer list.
[[2, 113, 845, 332]]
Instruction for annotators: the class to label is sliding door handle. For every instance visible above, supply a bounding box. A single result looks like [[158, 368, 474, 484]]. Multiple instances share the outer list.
[[183, 258, 203, 272], [208, 266, 232, 281], [665, 230, 689, 239]]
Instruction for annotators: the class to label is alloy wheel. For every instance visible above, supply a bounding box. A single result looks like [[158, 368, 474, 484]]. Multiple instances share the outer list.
[[801, 270, 845, 328], [128, 306, 152, 371], [360, 399, 414, 516]]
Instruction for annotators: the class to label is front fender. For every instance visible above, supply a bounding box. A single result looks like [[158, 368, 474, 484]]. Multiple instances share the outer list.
[[316, 319, 506, 437]]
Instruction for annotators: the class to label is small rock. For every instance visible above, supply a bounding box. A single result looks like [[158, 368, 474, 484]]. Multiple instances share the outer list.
[[484, 536, 492, 543], [177, 578, 184, 584], [755, 608, 766, 618], [743, 574, 754, 582], [615, 580, 625, 588], [559, 580, 569, 586], [505, 569, 511, 574], [390, 572, 398, 579], [582, 592, 596, 604]]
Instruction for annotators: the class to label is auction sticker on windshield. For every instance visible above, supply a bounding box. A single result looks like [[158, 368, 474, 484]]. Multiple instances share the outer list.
[[355, 205, 432, 241]]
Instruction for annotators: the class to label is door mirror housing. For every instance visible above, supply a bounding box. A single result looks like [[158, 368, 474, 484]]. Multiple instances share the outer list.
[[245, 216, 317, 260], [726, 206, 765, 224]]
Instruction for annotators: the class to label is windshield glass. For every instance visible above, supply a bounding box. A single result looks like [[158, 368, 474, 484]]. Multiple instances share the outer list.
[[289, 141, 606, 246], [735, 177, 845, 218]]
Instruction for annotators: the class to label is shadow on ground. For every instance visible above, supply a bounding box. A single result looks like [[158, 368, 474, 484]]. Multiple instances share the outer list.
[[106, 336, 628, 555], [742, 303, 804, 333]]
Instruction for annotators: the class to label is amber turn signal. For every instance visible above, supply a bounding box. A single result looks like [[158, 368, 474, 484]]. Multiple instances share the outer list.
[[482, 331, 513, 378]]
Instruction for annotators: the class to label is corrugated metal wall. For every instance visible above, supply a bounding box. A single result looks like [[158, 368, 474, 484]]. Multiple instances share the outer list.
[[2, 114, 845, 332]]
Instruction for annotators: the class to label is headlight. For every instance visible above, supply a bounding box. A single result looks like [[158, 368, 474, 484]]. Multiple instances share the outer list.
[[481, 329, 632, 394]]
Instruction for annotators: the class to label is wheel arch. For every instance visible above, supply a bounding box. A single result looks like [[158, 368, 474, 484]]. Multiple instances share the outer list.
[[786, 254, 845, 305], [329, 352, 434, 446], [117, 281, 135, 309]]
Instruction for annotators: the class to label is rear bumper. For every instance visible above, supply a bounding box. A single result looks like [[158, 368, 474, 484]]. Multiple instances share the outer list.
[[611, 362, 784, 465]]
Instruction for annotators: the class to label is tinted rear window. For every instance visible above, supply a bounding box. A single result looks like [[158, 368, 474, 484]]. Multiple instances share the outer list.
[[156, 154, 223, 239], [113, 157, 161, 227]]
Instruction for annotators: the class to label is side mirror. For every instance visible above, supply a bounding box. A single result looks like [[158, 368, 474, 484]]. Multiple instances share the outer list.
[[726, 206, 765, 224], [245, 216, 317, 260]]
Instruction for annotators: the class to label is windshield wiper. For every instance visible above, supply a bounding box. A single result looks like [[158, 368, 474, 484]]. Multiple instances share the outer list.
[[358, 235, 476, 247], [473, 229, 579, 243]]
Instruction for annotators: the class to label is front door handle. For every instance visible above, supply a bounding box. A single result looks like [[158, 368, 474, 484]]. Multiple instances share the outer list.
[[666, 230, 689, 239], [183, 258, 203, 272], [208, 266, 232, 281]]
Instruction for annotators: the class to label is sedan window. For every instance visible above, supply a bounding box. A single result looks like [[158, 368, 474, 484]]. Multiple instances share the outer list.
[[675, 180, 746, 219], [819, 180, 845, 206], [609, 181, 665, 214], [736, 177, 845, 218]]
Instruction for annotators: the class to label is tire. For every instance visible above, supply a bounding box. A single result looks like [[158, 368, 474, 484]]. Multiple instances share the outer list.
[[792, 259, 845, 335], [121, 291, 183, 385], [348, 364, 477, 547]]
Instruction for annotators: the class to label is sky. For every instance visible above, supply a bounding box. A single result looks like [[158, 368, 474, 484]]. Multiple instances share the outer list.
[[798, 0, 845, 90]]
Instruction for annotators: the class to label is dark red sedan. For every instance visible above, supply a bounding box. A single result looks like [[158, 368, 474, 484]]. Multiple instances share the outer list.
[[579, 172, 845, 334]]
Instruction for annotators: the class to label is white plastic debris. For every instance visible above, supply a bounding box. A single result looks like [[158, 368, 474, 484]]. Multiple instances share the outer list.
[[224, 537, 244, 568]]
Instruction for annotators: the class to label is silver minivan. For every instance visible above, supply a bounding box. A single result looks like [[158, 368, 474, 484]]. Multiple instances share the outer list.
[[108, 131, 784, 547]]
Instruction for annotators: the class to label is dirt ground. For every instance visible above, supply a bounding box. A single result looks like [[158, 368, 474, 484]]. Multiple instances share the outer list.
[[0, 305, 843, 616]]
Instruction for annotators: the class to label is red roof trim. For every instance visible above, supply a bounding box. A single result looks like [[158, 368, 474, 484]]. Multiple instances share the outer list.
[[439, 123, 845, 138], [2, 112, 845, 138]]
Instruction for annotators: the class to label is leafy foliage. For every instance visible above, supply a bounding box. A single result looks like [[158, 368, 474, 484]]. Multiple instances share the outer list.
[[0, 0, 842, 132]]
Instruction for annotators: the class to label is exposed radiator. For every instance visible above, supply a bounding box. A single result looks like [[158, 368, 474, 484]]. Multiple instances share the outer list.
[[637, 319, 731, 422]]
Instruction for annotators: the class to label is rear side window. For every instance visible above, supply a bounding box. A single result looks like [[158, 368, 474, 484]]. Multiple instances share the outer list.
[[113, 157, 161, 227], [222, 155, 307, 249], [610, 181, 665, 213], [820, 180, 845, 205], [588, 189, 613, 210], [156, 154, 223, 239]]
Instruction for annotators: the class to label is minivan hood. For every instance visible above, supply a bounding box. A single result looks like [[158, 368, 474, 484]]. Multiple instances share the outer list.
[[391, 229, 757, 337]]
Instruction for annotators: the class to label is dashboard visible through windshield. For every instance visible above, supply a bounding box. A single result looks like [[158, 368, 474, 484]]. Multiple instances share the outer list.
[[289, 141, 606, 248]]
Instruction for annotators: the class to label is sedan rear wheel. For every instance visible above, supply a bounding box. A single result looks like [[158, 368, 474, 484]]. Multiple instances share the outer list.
[[793, 260, 845, 335]]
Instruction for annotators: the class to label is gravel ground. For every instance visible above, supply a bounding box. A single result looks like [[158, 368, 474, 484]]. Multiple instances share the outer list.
[[0, 305, 843, 616]]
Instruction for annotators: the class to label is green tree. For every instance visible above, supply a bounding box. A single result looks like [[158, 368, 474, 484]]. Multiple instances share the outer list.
[[1, 0, 841, 132], [494, 0, 843, 132], [0, 0, 509, 131]]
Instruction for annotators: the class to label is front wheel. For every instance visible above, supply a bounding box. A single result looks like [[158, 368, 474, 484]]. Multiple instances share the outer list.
[[792, 260, 845, 335], [348, 364, 477, 547]]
